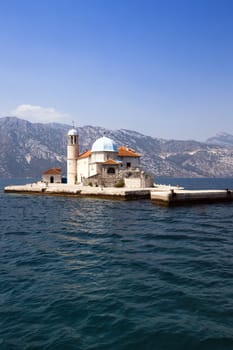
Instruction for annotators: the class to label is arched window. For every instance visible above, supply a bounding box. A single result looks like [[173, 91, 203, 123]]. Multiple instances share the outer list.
[[71, 135, 76, 144], [50, 176, 54, 183], [107, 167, 115, 174]]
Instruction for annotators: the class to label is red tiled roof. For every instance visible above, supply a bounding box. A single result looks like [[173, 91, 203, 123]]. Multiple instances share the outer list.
[[43, 168, 61, 175], [103, 159, 119, 165], [118, 146, 140, 157], [78, 150, 91, 159]]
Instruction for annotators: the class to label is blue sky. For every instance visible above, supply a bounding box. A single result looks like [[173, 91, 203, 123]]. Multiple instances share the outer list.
[[0, 0, 233, 140]]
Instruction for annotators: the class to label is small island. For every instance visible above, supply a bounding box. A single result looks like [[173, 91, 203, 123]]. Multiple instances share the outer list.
[[4, 127, 233, 205]]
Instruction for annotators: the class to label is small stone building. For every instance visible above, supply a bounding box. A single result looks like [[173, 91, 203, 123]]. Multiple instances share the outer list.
[[42, 168, 62, 184]]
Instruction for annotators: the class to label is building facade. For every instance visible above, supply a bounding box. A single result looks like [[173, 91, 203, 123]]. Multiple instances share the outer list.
[[67, 129, 153, 188], [42, 168, 62, 184]]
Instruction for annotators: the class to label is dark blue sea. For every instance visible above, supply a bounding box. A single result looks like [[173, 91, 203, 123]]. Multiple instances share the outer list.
[[1, 178, 233, 350]]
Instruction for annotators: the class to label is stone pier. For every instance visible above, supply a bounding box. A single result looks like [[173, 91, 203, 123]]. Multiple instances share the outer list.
[[150, 189, 233, 206]]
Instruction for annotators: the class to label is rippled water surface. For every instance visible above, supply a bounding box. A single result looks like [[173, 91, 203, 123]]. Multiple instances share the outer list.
[[1, 179, 233, 350]]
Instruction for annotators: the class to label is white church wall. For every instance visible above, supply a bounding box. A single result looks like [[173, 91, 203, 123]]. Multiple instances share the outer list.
[[91, 152, 105, 163], [91, 151, 118, 163], [89, 163, 99, 177], [77, 158, 89, 183]]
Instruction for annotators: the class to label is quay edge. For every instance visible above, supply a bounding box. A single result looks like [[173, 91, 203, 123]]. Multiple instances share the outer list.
[[5, 182, 233, 205], [4, 183, 151, 200], [150, 189, 233, 206]]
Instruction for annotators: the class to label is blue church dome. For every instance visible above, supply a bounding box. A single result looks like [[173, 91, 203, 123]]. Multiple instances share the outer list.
[[91, 136, 118, 153]]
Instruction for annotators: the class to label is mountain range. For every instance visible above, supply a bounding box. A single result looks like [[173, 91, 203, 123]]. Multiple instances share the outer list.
[[1, 116, 233, 178]]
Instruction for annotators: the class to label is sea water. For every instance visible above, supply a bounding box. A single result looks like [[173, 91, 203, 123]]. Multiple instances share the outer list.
[[1, 178, 233, 350]]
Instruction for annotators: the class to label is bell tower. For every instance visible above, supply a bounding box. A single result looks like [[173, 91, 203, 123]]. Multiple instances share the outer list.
[[67, 127, 79, 184]]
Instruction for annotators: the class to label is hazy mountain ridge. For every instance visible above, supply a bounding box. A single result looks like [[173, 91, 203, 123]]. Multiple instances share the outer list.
[[1, 116, 233, 178], [206, 132, 233, 146]]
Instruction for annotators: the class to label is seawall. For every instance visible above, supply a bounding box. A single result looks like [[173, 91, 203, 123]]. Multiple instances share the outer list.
[[4, 182, 233, 205], [4, 182, 151, 200], [150, 189, 233, 206]]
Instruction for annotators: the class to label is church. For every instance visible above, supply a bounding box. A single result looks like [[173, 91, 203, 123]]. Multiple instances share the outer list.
[[44, 127, 153, 188]]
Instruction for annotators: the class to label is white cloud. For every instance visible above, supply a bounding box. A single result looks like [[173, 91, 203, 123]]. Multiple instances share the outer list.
[[11, 104, 69, 123]]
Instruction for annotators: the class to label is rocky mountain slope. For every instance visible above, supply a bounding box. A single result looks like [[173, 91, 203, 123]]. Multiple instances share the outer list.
[[1, 116, 233, 178], [206, 132, 233, 146]]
